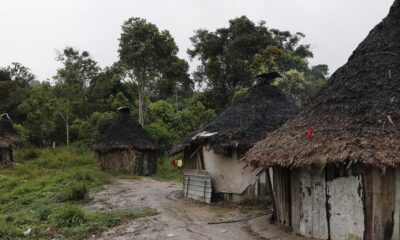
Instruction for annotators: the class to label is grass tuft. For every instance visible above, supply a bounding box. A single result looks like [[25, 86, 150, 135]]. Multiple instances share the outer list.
[[52, 205, 86, 228]]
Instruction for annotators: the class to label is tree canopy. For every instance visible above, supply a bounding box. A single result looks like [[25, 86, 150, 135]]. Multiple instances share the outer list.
[[1, 16, 328, 151], [189, 16, 328, 110]]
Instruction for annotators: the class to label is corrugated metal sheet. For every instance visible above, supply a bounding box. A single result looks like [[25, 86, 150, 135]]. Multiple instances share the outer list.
[[183, 170, 212, 203]]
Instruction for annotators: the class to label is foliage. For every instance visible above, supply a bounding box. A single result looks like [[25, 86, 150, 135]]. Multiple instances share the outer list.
[[17, 83, 56, 146], [189, 16, 328, 110], [152, 158, 182, 182], [0, 15, 326, 151], [146, 95, 215, 151], [118, 17, 191, 125], [0, 63, 36, 120], [274, 70, 310, 106]]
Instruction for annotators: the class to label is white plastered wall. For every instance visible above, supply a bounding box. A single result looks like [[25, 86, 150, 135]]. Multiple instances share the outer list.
[[202, 146, 258, 194]]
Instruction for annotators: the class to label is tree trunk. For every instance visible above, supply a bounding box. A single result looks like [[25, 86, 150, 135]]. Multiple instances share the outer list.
[[66, 120, 69, 148], [66, 100, 70, 148], [138, 85, 144, 126]]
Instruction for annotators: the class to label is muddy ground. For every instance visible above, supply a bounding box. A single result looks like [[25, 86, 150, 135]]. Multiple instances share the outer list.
[[84, 178, 308, 240]]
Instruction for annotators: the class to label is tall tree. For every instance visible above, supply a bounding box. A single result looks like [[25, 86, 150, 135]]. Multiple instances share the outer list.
[[5, 62, 36, 88], [0, 63, 36, 119], [18, 83, 56, 146], [54, 47, 100, 146], [118, 17, 189, 126], [188, 16, 318, 110]]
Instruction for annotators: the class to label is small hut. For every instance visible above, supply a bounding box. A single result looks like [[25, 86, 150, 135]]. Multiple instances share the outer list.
[[170, 73, 298, 202], [0, 113, 20, 165], [92, 107, 158, 175], [245, 1, 400, 239]]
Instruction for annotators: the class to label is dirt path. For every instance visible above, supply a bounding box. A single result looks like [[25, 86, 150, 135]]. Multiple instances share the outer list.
[[85, 177, 308, 240]]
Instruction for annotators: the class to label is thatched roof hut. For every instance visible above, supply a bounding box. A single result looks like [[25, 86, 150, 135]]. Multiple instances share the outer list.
[[170, 75, 298, 157], [245, 0, 400, 170], [92, 107, 158, 175], [171, 74, 298, 202], [0, 113, 20, 165], [243, 2, 400, 239]]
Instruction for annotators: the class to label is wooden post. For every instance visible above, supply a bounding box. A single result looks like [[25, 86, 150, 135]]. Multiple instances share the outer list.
[[267, 167, 277, 222], [186, 176, 190, 197], [203, 180, 206, 203]]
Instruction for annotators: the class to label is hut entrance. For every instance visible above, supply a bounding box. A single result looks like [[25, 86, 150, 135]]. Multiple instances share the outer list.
[[0, 148, 12, 165], [143, 154, 149, 176], [183, 146, 205, 171]]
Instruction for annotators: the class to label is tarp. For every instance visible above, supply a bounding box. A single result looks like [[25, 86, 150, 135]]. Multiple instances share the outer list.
[[203, 146, 261, 194]]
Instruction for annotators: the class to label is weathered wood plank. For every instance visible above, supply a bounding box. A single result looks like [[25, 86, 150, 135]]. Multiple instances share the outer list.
[[183, 170, 212, 203]]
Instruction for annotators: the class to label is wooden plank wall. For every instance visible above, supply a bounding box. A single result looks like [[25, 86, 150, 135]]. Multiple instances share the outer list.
[[290, 169, 301, 234], [392, 169, 400, 240], [298, 168, 328, 239], [272, 166, 291, 227], [371, 168, 395, 240], [183, 170, 212, 203], [183, 147, 204, 171]]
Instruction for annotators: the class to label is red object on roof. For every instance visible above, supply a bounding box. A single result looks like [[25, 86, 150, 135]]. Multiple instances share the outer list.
[[306, 128, 314, 140]]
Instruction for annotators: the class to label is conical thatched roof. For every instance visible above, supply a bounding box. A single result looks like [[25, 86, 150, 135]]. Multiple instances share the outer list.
[[244, 1, 400, 169], [0, 114, 20, 148], [170, 78, 298, 156], [92, 109, 157, 153]]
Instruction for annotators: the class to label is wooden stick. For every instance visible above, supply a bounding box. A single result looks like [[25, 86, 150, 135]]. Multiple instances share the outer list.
[[207, 219, 243, 225]]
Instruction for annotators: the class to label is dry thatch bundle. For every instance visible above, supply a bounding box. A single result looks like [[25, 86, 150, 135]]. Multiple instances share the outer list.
[[244, 0, 400, 169], [170, 78, 298, 156], [92, 108, 157, 175], [96, 150, 137, 173], [92, 112, 157, 153]]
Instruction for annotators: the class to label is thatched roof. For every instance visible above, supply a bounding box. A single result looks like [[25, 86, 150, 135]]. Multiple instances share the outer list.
[[244, 1, 400, 169], [92, 109, 157, 153], [0, 114, 20, 149], [170, 76, 298, 156]]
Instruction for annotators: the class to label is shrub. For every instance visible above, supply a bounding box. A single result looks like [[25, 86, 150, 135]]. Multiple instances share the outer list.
[[55, 181, 88, 202], [22, 149, 40, 161], [52, 205, 86, 228], [68, 182, 88, 201]]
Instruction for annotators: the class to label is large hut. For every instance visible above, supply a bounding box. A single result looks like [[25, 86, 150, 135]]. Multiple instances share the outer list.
[[0, 114, 20, 165], [170, 73, 298, 202], [244, 1, 400, 239], [92, 107, 158, 175]]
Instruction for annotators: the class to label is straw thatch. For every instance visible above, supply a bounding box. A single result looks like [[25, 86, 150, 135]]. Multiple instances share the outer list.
[[92, 109, 158, 175], [0, 114, 20, 149], [244, 1, 400, 169], [170, 75, 298, 156], [92, 111, 157, 153]]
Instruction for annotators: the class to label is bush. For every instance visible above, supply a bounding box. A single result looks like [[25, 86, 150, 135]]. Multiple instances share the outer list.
[[52, 205, 86, 228], [55, 181, 88, 202], [22, 149, 40, 161], [68, 182, 88, 201], [153, 158, 182, 182]]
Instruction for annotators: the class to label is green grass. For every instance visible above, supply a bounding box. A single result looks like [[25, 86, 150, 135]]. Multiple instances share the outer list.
[[0, 147, 156, 240], [152, 158, 182, 182]]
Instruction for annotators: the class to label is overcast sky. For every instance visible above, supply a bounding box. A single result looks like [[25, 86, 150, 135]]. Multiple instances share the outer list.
[[0, 0, 394, 81]]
